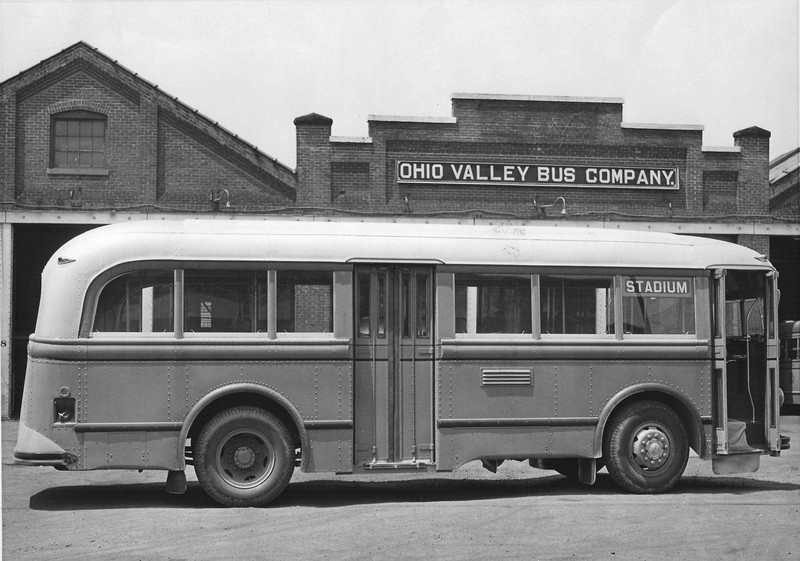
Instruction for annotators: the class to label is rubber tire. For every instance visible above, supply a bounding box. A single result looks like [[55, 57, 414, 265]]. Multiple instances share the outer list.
[[194, 406, 294, 507], [603, 401, 688, 494]]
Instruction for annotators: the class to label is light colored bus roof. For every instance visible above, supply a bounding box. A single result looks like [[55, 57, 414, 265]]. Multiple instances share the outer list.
[[53, 218, 770, 271], [37, 220, 772, 339]]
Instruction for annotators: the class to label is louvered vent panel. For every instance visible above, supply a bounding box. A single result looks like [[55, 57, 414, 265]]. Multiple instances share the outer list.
[[481, 369, 532, 386]]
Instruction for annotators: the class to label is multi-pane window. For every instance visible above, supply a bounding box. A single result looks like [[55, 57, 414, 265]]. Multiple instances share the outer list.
[[93, 271, 174, 333], [455, 273, 531, 334], [540, 275, 614, 335], [93, 267, 335, 336], [51, 110, 106, 169]]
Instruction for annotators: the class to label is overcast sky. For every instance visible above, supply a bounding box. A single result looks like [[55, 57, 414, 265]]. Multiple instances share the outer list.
[[1, 0, 797, 169]]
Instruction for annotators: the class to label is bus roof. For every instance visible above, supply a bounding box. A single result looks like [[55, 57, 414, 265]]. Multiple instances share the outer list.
[[52, 218, 771, 271], [36, 219, 773, 339]]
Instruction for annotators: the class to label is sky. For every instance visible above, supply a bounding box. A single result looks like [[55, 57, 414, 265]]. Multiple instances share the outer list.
[[0, 0, 797, 169]]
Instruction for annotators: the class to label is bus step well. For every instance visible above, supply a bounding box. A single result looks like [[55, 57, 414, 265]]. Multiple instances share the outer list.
[[726, 419, 766, 453]]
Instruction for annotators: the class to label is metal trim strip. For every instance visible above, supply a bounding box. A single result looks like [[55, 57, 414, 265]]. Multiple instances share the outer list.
[[438, 417, 597, 428]]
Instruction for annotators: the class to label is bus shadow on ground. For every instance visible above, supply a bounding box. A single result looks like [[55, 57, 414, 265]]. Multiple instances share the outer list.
[[28, 473, 800, 511]]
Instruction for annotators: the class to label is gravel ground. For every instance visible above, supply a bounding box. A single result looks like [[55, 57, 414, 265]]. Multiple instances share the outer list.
[[2, 415, 799, 560]]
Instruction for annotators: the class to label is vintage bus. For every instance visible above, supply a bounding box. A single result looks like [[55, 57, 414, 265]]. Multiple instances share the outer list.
[[14, 219, 786, 506], [780, 320, 800, 408]]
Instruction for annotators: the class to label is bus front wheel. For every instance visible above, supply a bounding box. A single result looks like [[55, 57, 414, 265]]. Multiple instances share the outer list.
[[194, 406, 294, 507], [603, 401, 688, 494]]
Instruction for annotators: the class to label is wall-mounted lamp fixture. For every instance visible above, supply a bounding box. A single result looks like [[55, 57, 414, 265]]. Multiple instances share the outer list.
[[533, 196, 566, 217], [69, 187, 82, 207], [209, 189, 230, 211]]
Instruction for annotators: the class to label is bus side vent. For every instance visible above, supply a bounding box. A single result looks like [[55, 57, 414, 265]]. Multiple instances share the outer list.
[[481, 369, 532, 386]]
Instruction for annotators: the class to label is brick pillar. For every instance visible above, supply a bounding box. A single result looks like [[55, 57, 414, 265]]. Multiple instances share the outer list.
[[139, 93, 159, 205], [0, 91, 15, 204], [733, 126, 771, 216], [294, 113, 332, 208]]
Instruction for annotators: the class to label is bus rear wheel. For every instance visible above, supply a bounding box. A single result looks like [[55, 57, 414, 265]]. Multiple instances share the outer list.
[[603, 401, 688, 494], [194, 406, 294, 507]]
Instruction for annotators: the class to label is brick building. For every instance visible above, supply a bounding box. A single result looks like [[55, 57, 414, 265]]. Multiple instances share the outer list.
[[1, 42, 798, 418]]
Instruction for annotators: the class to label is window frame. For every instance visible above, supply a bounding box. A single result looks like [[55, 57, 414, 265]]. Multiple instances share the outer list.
[[86, 262, 341, 340], [453, 270, 534, 338], [49, 110, 108, 173], [447, 267, 701, 341], [619, 275, 698, 338], [539, 273, 616, 339]]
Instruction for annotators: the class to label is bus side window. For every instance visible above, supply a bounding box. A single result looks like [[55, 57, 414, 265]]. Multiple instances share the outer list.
[[540, 275, 614, 335], [93, 270, 174, 333], [454, 273, 531, 335], [184, 270, 267, 333], [621, 276, 695, 335], [276, 270, 333, 333]]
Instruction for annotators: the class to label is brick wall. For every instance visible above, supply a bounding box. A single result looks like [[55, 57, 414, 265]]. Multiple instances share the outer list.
[[292, 96, 775, 225], [702, 171, 738, 212], [738, 234, 770, 257], [1, 43, 295, 215], [296, 96, 761, 221]]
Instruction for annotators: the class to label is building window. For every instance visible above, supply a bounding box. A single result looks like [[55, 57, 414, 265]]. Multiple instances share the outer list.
[[51, 110, 106, 169]]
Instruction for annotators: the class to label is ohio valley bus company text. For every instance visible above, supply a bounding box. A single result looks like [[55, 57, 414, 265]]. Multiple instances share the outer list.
[[14, 220, 787, 506]]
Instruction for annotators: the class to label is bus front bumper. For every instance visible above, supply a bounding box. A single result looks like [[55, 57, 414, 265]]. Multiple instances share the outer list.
[[13, 422, 76, 468]]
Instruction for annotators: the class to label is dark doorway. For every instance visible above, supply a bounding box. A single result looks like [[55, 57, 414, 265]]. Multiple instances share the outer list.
[[11, 224, 98, 418], [770, 236, 800, 323]]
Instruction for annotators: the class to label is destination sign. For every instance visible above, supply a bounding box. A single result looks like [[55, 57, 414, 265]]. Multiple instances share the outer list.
[[396, 161, 679, 190], [623, 277, 692, 298]]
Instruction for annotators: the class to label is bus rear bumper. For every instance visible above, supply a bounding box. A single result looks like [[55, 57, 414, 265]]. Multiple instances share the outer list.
[[13, 422, 76, 467]]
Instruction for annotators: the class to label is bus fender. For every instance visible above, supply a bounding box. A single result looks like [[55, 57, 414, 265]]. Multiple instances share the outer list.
[[176, 382, 310, 471], [592, 383, 706, 458]]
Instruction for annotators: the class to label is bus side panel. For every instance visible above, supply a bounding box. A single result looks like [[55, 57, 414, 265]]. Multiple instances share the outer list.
[[18, 358, 83, 463], [303, 428, 353, 473], [185, 360, 352, 421], [437, 427, 554, 469], [593, 361, 711, 416], [79, 361, 180, 470], [436, 359, 594, 469], [84, 362, 171, 423], [593, 359, 712, 458], [436, 355, 710, 469], [185, 359, 353, 473]]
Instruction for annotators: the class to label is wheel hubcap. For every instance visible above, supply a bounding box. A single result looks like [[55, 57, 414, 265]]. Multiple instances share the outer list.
[[216, 429, 276, 489], [233, 446, 256, 469], [631, 425, 671, 472]]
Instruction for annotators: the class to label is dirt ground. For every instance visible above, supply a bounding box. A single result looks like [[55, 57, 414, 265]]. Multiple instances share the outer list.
[[2, 415, 799, 561]]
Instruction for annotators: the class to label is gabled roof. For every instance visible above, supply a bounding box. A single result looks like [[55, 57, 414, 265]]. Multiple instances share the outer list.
[[769, 147, 799, 211], [770, 147, 800, 184], [1, 41, 296, 199]]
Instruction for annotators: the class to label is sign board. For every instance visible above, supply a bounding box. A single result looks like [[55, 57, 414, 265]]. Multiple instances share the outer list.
[[396, 161, 679, 190], [622, 277, 693, 298]]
